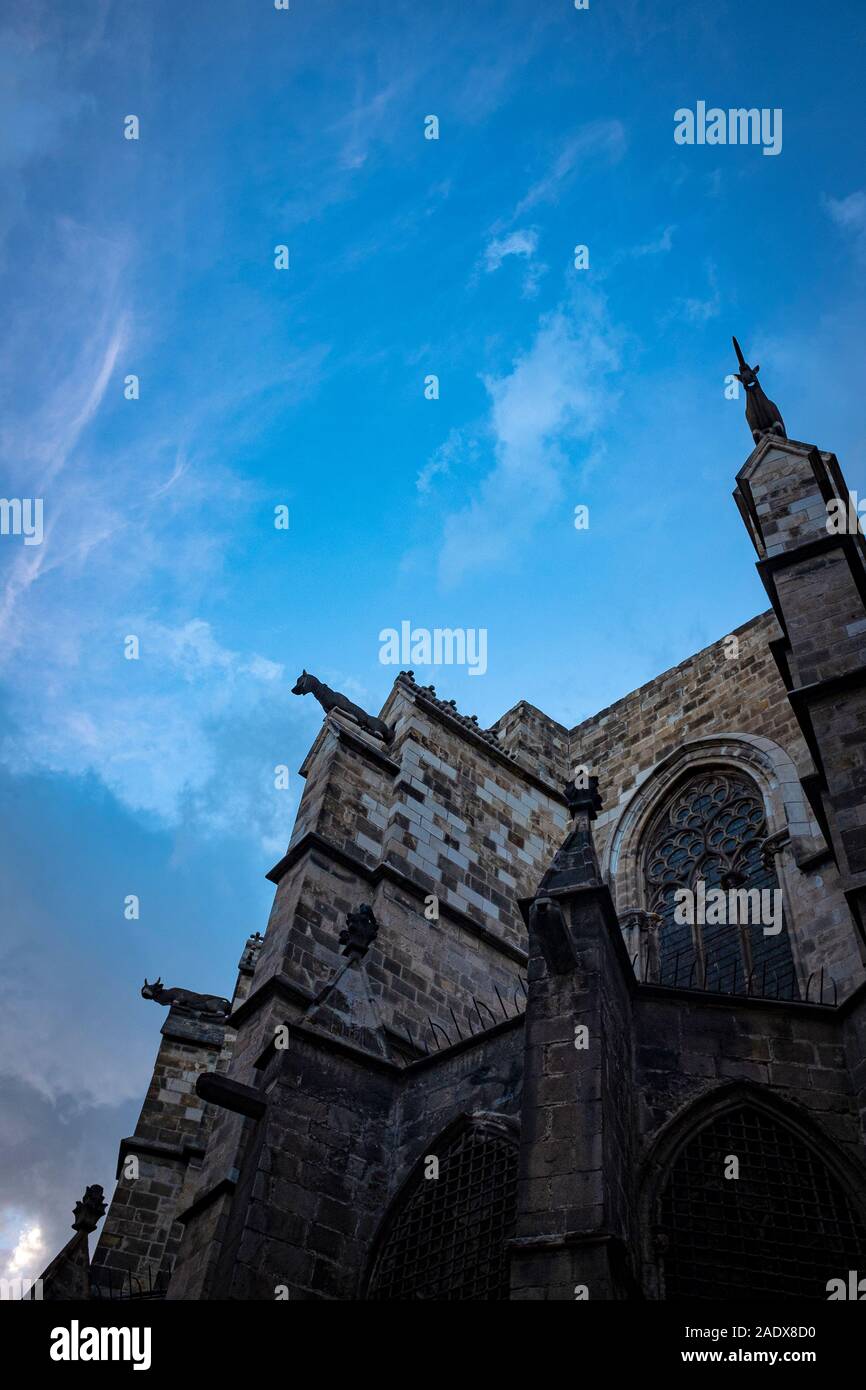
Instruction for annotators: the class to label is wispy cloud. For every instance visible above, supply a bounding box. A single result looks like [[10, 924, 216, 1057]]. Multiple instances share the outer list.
[[824, 189, 866, 259], [432, 287, 623, 587], [483, 229, 539, 273], [1, 617, 301, 853], [476, 228, 548, 298], [0, 183, 332, 851], [417, 426, 480, 495], [631, 225, 676, 258], [663, 259, 721, 325], [0, 220, 131, 648], [0, 330, 326, 858], [595, 225, 676, 281], [513, 120, 627, 218], [0, 29, 91, 262], [331, 78, 406, 173]]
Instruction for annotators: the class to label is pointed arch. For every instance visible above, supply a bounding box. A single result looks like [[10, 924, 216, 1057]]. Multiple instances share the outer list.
[[602, 733, 822, 913], [363, 1112, 519, 1301], [601, 735, 828, 996], [641, 766, 799, 995], [638, 1083, 866, 1300]]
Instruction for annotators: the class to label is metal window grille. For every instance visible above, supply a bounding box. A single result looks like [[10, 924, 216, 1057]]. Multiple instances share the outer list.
[[660, 1104, 866, 1299], [90, 1265, 168, 1299], [644, 770, 800, 999], [367, 1122, 518, 1301]]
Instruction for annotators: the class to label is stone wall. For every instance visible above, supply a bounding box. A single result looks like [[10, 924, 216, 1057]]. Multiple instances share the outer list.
[[92, 935, 260, 1294], [735, 438, 866, 943], [568, 613, 808, 860], [392, 1019, 524, 1194], [90, 1010, 226, 1293], [257, 679, 572, 1055], [176, 1013, 526, 1300], [215, 1029, 397, 1300], [514, 840, 866, 1300], [166, 430, 866, 1303]]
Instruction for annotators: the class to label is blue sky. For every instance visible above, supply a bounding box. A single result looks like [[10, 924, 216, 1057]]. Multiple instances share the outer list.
[[2, 0, 866, 1281]]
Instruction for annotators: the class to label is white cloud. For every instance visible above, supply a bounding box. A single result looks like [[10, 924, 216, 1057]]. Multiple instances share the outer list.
[[664, 260, 721, 325], [0, 328, 128, 643], [631, 225, 676, 257], [0, 217, 131, 650], [3, 1221, 45, 1281], [0, 991, 149, 1111], [520, 260, 550, 299], [514, 120, 627, 218], [824, 190, 866, 258], [1, 618, 298, 853], [331, 79, 406, 172], [417, 427, 480, 494], [474, 228, 548, 298], [483, 229, 539, 273], [0, 199, 331, 854], [434, 288, 622, 586], [678, 294, 720, 324]]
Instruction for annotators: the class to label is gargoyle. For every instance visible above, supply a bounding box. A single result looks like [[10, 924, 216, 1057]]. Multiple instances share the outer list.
[[732, 336, 786, 445], [141, 977, 231, 1018], [292, 670, 393, 743], [339, 903, 379, 959]]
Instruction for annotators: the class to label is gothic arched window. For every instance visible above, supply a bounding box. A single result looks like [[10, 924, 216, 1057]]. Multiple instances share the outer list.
[[365, 1117, 518, 1301], [643, 769, 799, 998], [658, 1103, 866, 1299]]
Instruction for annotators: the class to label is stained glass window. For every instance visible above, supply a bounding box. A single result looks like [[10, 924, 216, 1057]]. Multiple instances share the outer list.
[[643, 770, 799, 998]]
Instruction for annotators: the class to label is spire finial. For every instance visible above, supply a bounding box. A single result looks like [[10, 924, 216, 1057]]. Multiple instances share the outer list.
[[531, 776, 604, 897], [564, 773, 602, 822]]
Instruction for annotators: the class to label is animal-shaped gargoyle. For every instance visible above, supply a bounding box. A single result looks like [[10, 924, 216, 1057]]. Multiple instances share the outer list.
[[141, 977, 231, 1019], [732, 336, 787, 445], [292, 670, 393, 743]]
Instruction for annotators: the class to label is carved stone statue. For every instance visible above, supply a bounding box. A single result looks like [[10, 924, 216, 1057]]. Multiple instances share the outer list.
[[292, 670, 393, 743], [72, 1184, 107, 1234], [620, 909, 663, 983], [239, 930, 264, 972], [339, 903, 379, 959], [141, 977, 231, 1018], [732, 336, 786, 445]]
